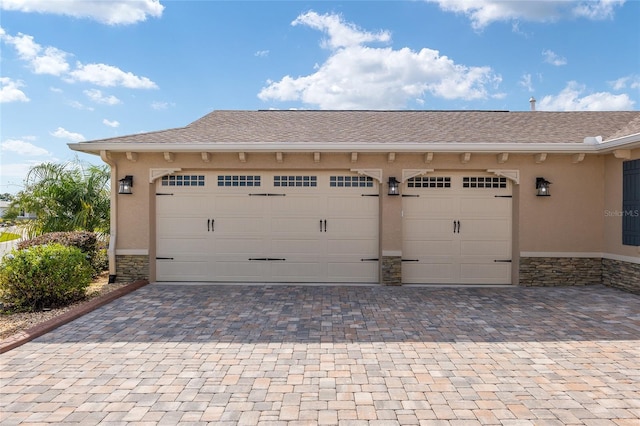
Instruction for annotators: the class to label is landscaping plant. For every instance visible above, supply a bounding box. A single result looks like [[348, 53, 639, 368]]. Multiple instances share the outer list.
[[0, 244, 93, 312], [17, 231, 107, 277]]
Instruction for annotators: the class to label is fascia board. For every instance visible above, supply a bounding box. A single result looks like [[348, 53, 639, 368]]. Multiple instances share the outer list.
[[594, 132, 640, 152], [70, 142, 609, 155]]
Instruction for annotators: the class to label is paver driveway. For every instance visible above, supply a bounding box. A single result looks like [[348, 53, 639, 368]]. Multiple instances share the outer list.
[[1, 284, 639, 425]]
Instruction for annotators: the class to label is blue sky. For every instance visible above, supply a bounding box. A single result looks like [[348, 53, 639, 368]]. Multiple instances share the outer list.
[[1, 0, 639, 194]]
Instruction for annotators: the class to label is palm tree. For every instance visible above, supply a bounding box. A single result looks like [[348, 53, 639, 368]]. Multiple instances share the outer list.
[[9, 161, 110, 237]]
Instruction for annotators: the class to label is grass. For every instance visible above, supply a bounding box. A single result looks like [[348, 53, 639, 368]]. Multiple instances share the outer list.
[[0, 232, 21, 243]]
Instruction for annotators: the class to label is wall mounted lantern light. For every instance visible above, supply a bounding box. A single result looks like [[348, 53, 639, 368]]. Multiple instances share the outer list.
[[118, 175, 134, 195], [388, 176, 400, 196], [536, 177, 551, 197]]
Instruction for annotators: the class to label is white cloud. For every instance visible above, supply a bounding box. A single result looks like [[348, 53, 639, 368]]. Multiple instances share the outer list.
[[0, 161, 45, 179], [0, 0, 164, 25], [67, 100, 94, 111], [1, 139, 51, 156], [69, 63, 157, 89], [542, 49, 567, 66], [0, 77, 29, 103], [426, 0, 625, 30], [519, 74, 534, 92], [259, 12, 500, 109], [1, 28, 157, 90], [50, 127, 85, 142], [609, 75, 640, 91], [0, 31, 70, 75], [538, 81, 635, 111], [572, 0, 625, 20], [151, 101, 174, 110], [292, 11, 391, 49], [84, 88, 121, 105], [103, 119, 120, 128], [255, 50, 269, 57]]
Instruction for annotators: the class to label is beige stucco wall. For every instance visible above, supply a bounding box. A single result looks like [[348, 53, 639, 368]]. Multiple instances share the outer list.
[[517, 154, 605, 253], [108, 150, 619, 281], [603, 148, 640, 258]]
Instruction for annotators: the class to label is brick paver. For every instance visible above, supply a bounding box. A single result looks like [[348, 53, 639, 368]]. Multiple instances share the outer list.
[[1, 284, 639, 424]]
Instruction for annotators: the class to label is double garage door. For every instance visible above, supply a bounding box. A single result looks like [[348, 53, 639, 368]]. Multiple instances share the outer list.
[[156, 171, 379, 282], [156, 171, 512, 284]]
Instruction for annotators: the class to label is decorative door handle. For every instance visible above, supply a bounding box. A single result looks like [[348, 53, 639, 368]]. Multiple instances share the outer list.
[[324, 220, 327, 232], [457, 220, 460, 233], [207, 219, 210, 232]]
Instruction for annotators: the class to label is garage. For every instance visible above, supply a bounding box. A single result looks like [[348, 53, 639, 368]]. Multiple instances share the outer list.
[[156, 171, 380, 283], [402, 173, 512, 284]]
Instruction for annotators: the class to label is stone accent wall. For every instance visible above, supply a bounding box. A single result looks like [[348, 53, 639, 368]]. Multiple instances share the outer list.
[[115, 255, 149, 283], [382, 256, 402, 286], [603, 258, 640, 294], [519, 257, 602, 287]]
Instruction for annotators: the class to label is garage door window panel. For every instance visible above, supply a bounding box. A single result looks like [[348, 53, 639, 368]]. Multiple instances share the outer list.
[[218, 175, 261, 187], [274, 175, 317, 187], [161, 175, 205, 187]]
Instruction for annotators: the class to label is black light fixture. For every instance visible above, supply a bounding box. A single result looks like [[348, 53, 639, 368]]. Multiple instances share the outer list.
[[536, 177, 551, 197], [118, 175, 133, 195], [388, 176, 400, 196]]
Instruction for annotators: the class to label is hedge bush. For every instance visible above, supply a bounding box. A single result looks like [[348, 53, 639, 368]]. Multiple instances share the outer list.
[[17, 231, 106, 276], [0, 244, 93, 312]]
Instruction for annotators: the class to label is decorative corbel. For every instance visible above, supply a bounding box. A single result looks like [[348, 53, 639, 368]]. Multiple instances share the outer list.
[[497, 153, 509, 164], [238, 152, 247, 163], [402, 169, 434, 182], [486, 169, 520, 185], [149, 168, 182, 183], [163, 152, 175, 163], [388, 152, 396, 163], [613, 150, 631, 159], [460, 152, 471, 164], [571, 153, 585, 164], [351, 152, 358, 163], [276, 152, 283, 163], [424, 152, 434, 164], [313, 152, 320, 163], [201, 152, 211, 163], [125, 152, 138, 162], [351, 168, 382, 183], [534, 153, 547, 164]]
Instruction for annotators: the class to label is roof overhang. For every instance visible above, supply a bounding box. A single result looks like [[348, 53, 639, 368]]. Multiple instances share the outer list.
[[69, 135, 640, 156]]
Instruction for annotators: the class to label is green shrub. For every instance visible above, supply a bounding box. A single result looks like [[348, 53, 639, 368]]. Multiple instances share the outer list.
[[0, 243, 93, 312], [17, 231, 107, 276]]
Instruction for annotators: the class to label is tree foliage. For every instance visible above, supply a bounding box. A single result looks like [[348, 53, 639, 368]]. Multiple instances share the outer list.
[[9, 161, 110, 237]]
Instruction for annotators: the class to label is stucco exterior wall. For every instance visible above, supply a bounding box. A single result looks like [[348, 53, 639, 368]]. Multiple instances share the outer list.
[[517, 154, 604, 253], [108, 150, 636, 285]]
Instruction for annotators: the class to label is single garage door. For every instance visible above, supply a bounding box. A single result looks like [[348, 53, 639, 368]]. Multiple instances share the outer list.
[[156, 171, 379, 283], [402, 173, 512, 284]]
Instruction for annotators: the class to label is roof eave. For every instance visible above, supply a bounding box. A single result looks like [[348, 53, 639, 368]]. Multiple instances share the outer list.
[[69, 141, 624, 155]]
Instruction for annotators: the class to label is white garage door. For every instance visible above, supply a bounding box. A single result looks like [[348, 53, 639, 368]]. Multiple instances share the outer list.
[[156, 172, 379, 283], [402, 174, 512, 284]]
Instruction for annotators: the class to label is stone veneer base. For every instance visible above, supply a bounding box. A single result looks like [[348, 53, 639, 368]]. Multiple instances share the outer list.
[[382, 256, 402, 286], [603, 258, 640, 295], [519, 257, 602, 287], [115, 254, 149, 283]]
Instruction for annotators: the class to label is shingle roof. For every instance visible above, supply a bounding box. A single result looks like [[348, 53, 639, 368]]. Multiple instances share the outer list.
[[78, 110, 640, 145]]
